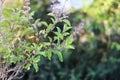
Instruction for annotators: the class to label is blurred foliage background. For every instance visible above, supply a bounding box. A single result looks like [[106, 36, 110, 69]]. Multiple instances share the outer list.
[[9, 0, 120, 80]]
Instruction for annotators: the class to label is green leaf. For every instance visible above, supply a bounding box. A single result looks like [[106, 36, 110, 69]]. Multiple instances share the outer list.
[[53, 51, 63, 62], [54, 32, 63, 40], [18, 55, 25, 61], [33, 63, 39, 72], [67, 45, 75, 49], [0, 20, 11, 27], [50, 18, 55, 23], [3, 49, 11, 58], [30, 11, 35, 16], [47, 13, 55, 17], [63, 19, 71, 26], [46, 24, 53, 33], [63, 32, 70, 36], [12, 14, 20, 20], [57, 51, 63, 62], [10, 55, 18, 64], [0, 48, 5, 53], [25, 63, 32, 70], [33, 56, 40, 63], [32, 43, 42, 51], [43, 42, 51, 47], [34, 19, 40, 24], [48, 36, 52, 42], [39, 51, 46, 57], [66, 38, 73, 45], [46, 49, 52, 60], [57, 27, 61, 33], [63, 24, 72, 32], [21, 27, 33, 36], [41, 21, 48, 27], [3, 7, 14, 17]]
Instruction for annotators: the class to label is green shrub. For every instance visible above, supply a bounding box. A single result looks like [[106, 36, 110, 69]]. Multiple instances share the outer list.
[[0, 0, 73, 80]]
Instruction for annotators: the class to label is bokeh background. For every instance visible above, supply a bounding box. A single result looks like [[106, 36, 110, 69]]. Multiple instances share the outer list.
[[6, 0, 120, 80]]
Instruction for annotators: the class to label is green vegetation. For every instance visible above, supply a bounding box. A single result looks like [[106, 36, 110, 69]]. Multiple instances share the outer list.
[[0, 0, 73, 80], [1, 0, 120, 80]]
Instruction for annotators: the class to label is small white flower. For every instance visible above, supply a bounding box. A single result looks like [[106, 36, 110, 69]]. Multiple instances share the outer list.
[[58, 0, 71, 13], [50, 0, 71, 18]]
